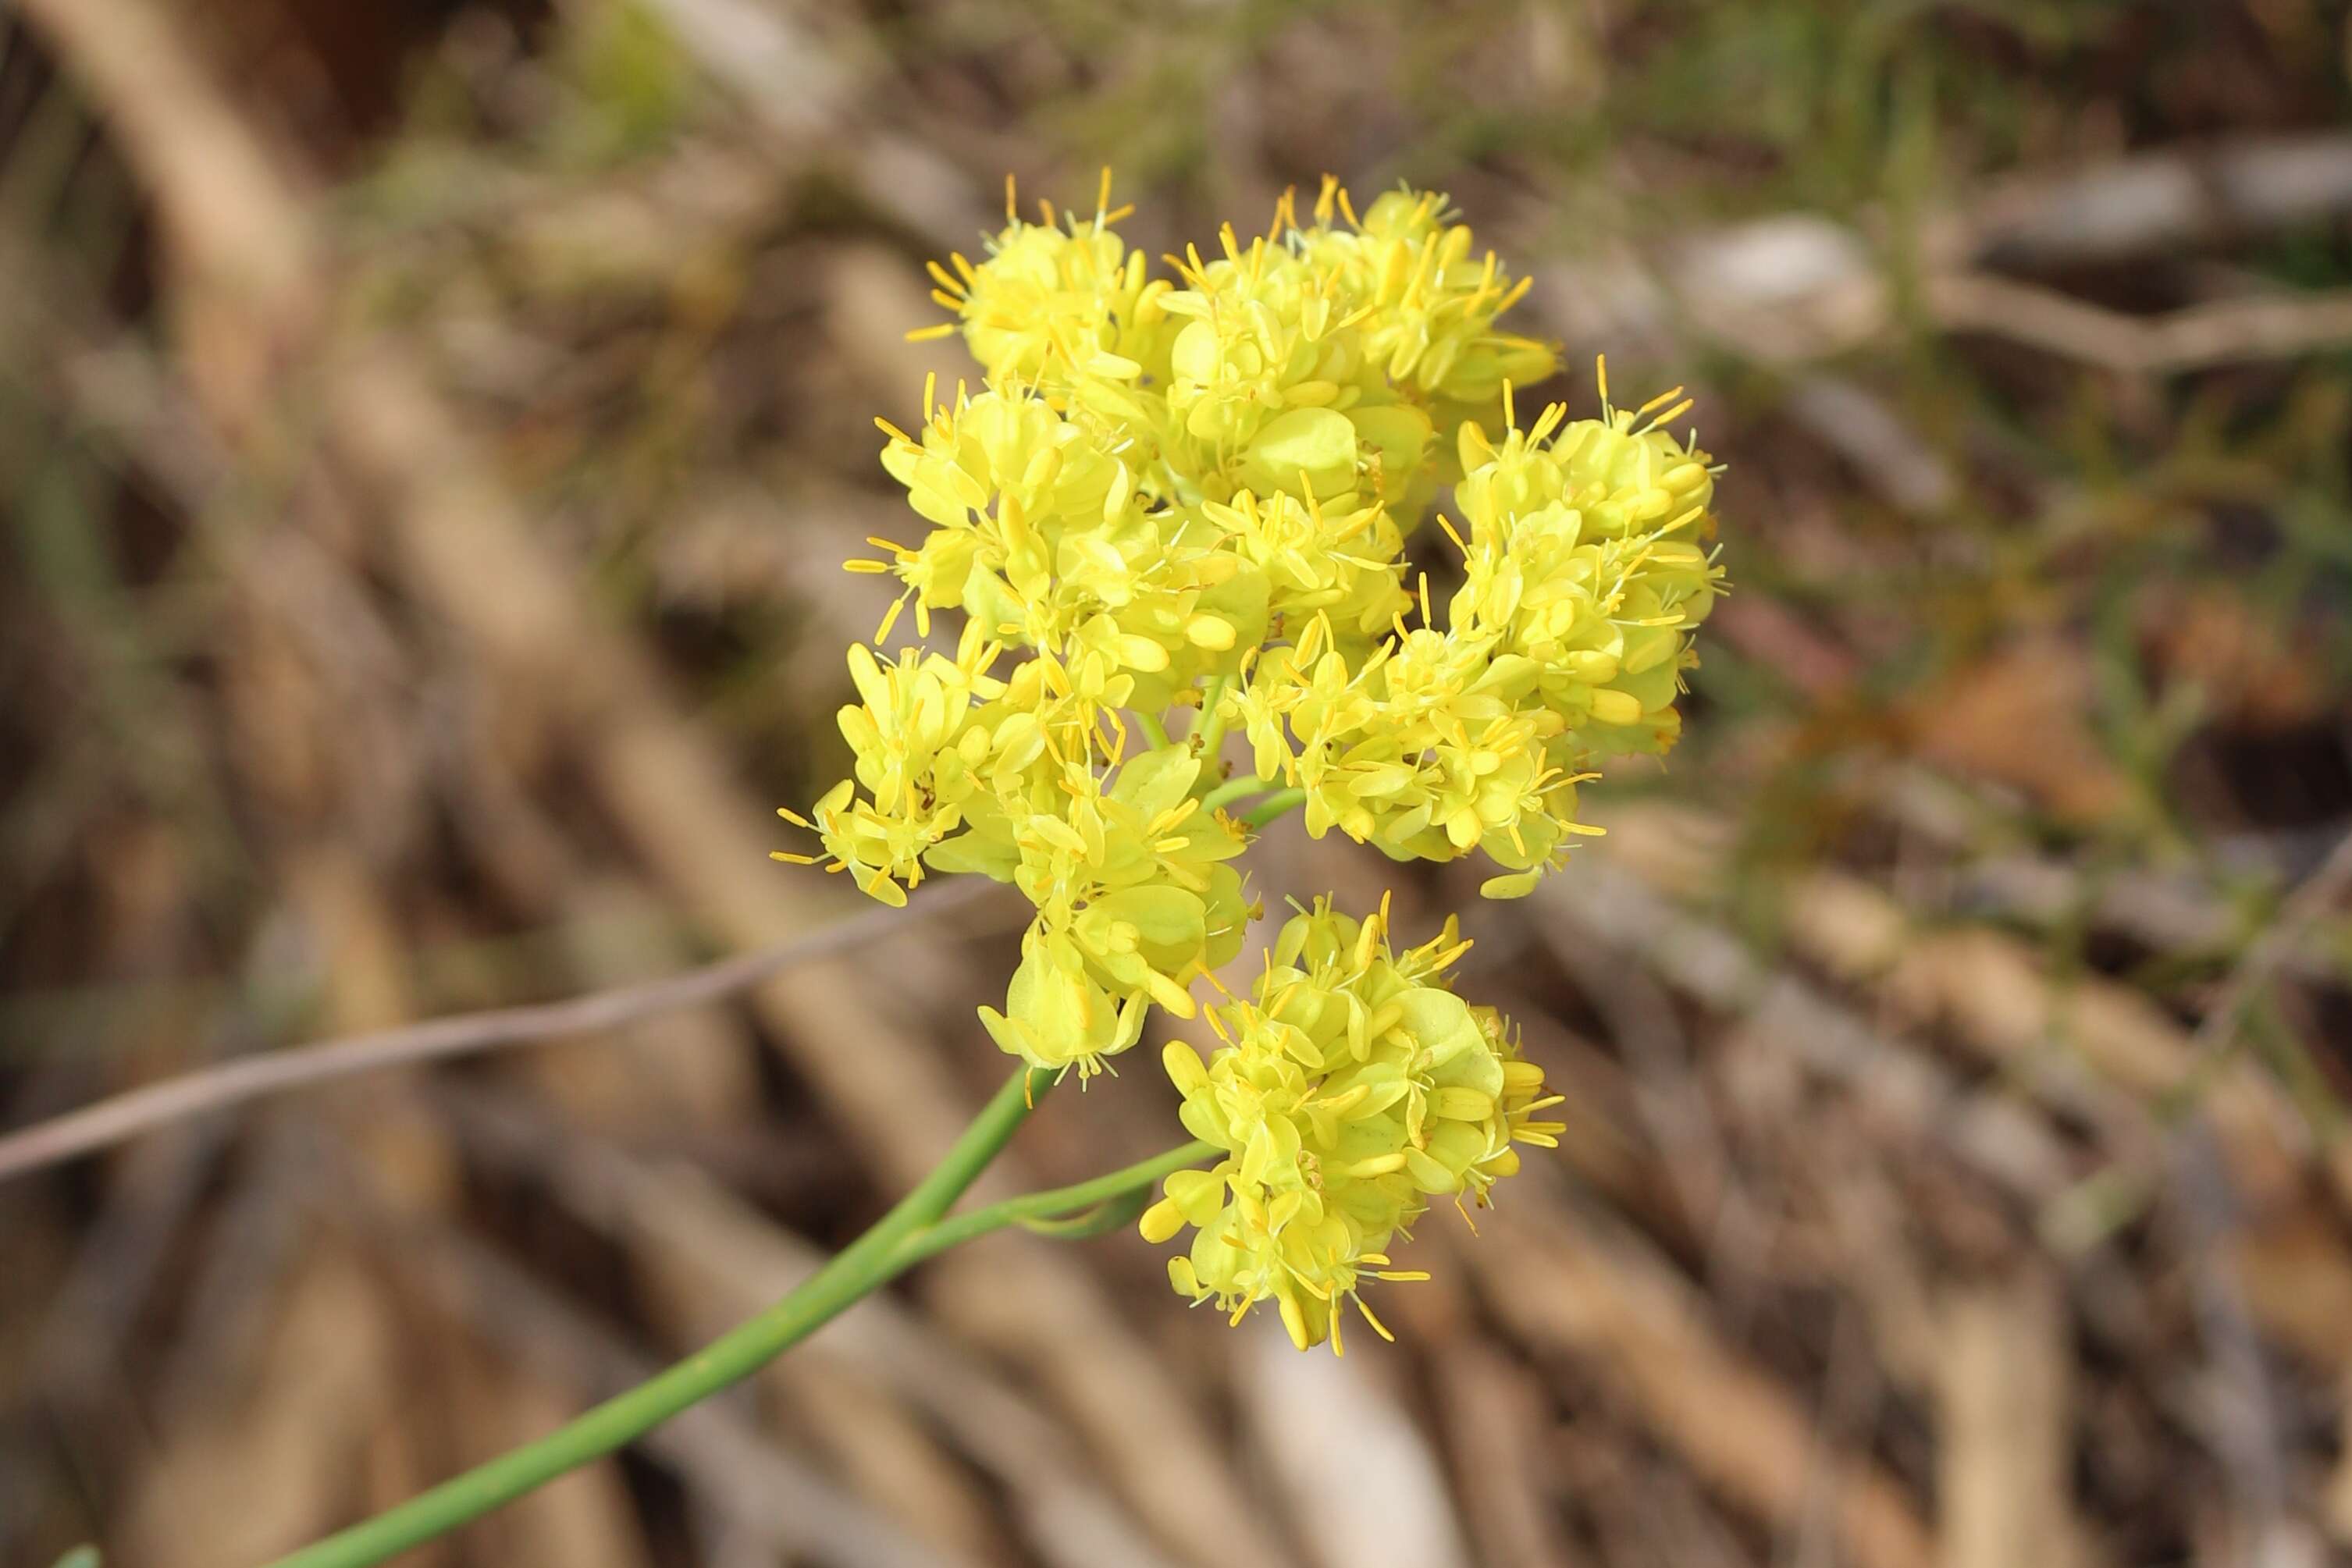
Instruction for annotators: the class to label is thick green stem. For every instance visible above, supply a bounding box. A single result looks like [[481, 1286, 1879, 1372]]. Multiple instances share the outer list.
[[272, 1065, 1066, 1568], [1200, 773, 1272, 812], [1132, 709, 1171, 752], [1240, 788, 1306, 828]]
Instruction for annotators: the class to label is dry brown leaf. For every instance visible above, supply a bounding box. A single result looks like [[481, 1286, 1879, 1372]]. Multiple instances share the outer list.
[[2141, 587, 2331, 732], [1903, 638, 2132, 823]]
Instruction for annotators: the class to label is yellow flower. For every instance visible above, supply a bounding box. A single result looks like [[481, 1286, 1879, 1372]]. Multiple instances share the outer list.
[[1142, 896, 1562, 1350], [971, 744, 1252, 1077], [1241, 617, 1595, 898], [979, 926, 1150, 1078], [1155, 233, 1375, 504], [1041, 513, 1269, 711], [1193, 489, 1410, 656], [1293, 180, 1558, 510], [1297, 184, 1556, 404], [773, 623, 1012, 906], [1450, 373, 1725, 758], [869, 388, 1270, 710], [868, 387, 1130, 642], [918, 172, 1170, 396]]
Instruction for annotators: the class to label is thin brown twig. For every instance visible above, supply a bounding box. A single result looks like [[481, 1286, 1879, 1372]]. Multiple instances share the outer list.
[[1926, 274, 2352, 375], [1567, 133, 2352, 374], [0, 879, 1003, 1184]]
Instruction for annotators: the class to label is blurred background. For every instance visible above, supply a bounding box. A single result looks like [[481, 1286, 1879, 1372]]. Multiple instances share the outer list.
[[6, 0, 2352, 1564]]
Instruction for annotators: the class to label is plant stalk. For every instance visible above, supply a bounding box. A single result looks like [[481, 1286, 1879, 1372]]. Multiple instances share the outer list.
[[1200, 773, 1273, 812], [1240, 788, 1307, 827], [896, 1138, 1217, 1264], [272, 1065, 1196, 1568]]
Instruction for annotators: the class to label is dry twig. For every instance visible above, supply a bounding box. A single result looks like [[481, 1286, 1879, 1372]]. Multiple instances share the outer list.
[[0, 880, 1000, 1182], [1925, 274, 2352, 375]]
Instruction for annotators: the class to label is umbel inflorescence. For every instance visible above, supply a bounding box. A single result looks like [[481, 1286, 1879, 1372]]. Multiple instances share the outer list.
[[779, 173, 1723, 1349]]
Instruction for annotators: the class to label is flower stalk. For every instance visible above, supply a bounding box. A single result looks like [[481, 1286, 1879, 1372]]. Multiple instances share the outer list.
[[1239, 788, 1308, 828], [269, 1067, 1212, 1568]]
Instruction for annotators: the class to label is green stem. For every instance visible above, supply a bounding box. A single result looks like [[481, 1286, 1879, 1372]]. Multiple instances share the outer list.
[[1190, 674, 1231, 764], [1132, 709, 1171, 752], [273, 1065, 1054, 1568], [1240, 788, 1306, 828], [1016, 1187, 1154, 1239], [896, 1065, 1055, 1225], [1199, 773, 1272, 812], [895, 1138, 1217, 1264]]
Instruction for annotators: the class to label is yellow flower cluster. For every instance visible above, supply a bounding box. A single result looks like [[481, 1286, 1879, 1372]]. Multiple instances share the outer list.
[[1229, 383, 1723, 898], [777, 172, 1724, 1342], [1144, 898, 1564, 1350]]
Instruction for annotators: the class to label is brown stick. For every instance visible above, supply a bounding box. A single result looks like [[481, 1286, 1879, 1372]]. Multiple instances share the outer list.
[[1926, 274, 2352, 375], [0, 880, 999, 1183]]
